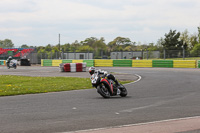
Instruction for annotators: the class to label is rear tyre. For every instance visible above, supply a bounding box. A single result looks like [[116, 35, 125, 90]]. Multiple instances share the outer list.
[[97, 84, 110, 98], [119, 84, 127, 97]]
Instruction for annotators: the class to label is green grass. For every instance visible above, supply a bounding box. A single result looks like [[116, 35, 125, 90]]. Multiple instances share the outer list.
[[0, 75, 133, 96]]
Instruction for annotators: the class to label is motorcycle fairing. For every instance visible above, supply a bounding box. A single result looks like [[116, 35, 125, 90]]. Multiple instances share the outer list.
[[100, 78, 114, 94]]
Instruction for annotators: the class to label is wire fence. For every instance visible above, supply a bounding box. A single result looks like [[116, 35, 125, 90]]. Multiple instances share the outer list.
[[1, 49, 200, 64]]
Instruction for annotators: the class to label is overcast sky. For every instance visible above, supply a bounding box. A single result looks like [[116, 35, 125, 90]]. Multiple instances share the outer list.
[[0, 0, 200, 47]]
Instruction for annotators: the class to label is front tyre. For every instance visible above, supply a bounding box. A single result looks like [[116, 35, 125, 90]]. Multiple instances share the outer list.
[[119, 84, 127, 97], [97, 84, 110, 98]]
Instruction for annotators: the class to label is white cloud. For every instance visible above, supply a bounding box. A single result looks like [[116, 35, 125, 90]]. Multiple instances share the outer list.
[[0, 0, 200, 46]]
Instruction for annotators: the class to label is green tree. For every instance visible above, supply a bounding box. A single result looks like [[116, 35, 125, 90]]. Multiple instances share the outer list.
[[148, 43, 159, 51], [77, 45, 94, 52], [61, 43, 71, 52], [80, 37, 97, 47], [162, 29, 183, 50], [108, 37, 132, 51], [179, 29, 190, 50], [45, 44, 52, 52], [190, 43, 200, 56], [92, 37, 107, 58], [70, 40, 80, 52], [189, 34, 198, 50], [21, 44, 29, 48], [0, 39, 14, 48]]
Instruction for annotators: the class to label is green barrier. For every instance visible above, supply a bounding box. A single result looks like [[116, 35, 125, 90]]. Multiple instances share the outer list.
[[83, 60, 94, 67], [0, 60, 5, 65], [198, 60, 200, 68], [62, 60, 72, 63], [153, 60, 173, 68], [43, 59, 52, 66], [113, 59, 132, 67]]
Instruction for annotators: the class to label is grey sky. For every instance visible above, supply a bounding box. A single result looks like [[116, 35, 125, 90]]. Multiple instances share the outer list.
[[0, 0, 200, 47]]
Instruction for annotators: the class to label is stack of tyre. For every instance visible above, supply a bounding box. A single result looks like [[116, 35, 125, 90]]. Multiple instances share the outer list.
[[59, 63, 86, 72]]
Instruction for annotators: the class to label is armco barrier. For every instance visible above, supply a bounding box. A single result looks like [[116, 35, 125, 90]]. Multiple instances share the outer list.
[[132, 60, 152, 67], [153, 60, 173, 68], [42, 59, 52, 66], [113, 59, 132, 67], [173, 60, 196, 68], [52, 60, 62, 67], [94, 60, 113, 67]]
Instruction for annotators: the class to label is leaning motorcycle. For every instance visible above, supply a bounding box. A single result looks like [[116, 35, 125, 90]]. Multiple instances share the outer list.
[[90, 73, 127, 98], [7, 60, 17, 69]]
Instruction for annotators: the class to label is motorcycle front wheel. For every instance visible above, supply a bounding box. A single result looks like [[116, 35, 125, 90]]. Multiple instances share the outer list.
[[97, 84, 110, 98], [119, 84, 127, 97]]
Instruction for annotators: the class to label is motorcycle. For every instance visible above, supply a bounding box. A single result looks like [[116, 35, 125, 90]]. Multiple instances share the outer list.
[[90, 73, 127, 98], [7, 60, 17, 69]]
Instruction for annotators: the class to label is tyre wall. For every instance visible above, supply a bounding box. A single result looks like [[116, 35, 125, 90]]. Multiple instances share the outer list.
[[132, 60, 152, 67], [152, 60, 173, 68], [113, 59, 132, 67], [198, 60, 200, 68], [173, 60, 196, 68], [94, 60, 113, 67], [41, 59, 199, 68]]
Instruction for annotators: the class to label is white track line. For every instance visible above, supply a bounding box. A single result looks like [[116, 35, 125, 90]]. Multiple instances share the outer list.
[[63, 116, 200, 133], [124, 74, 142, 85]]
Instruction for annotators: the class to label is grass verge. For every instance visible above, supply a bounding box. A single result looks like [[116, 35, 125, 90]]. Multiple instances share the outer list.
[[0, 75, 133, 96]]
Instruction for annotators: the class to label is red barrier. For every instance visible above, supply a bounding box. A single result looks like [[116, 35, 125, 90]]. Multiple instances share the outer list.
[[64, 63, 70, 72], [61, 63, 86, 72], [76, 63, 83, 72]]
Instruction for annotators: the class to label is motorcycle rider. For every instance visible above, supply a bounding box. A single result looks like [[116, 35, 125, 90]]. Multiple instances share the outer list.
[[89, 66, 120, 86], [6, 56, 12, 67]]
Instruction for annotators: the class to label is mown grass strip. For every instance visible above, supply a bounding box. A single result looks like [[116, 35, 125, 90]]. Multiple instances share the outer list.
[[0, 75, 133, 96]]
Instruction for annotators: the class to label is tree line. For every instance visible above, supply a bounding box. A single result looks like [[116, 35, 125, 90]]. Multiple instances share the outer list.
[[1, 27, 200, 58]]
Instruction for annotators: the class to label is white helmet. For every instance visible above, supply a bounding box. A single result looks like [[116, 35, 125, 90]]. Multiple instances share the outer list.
[[89, 67, 95, 75]]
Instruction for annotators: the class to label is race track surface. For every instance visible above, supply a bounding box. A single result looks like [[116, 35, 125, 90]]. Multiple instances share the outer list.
[[0, 66, 200, 133]]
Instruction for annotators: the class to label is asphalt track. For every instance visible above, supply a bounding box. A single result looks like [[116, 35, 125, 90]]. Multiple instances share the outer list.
[[0, 66, 200, 133]]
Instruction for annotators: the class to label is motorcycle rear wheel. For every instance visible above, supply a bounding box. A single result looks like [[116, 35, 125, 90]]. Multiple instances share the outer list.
[[97, 84, 110, 98]]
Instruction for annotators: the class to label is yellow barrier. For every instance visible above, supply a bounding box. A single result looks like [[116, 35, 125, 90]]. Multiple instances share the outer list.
[[52, 60, 62, 66], [41, 59, 43, 66], [94, 60, 113, 67], [132, 60, 152, 67], [173, 60, 196, 68], [72, 60, 83, 63]]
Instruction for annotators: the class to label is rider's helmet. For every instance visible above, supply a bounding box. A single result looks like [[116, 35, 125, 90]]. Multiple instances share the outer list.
[[8, 56, 12, 59], [89, 67, 95, 75]]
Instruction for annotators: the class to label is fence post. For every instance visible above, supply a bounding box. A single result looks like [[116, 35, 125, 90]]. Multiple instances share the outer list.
[[164, 49, 166, 60], [147, 50, 148, 60], [141, 49, 143, 59]]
